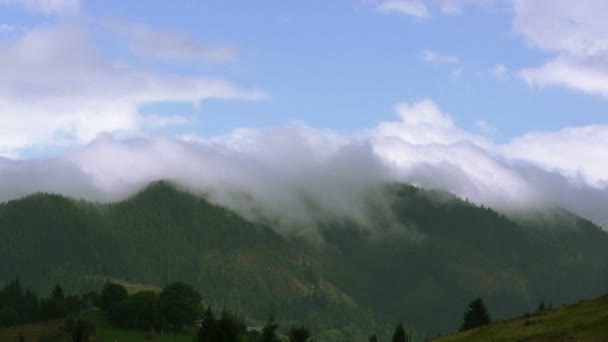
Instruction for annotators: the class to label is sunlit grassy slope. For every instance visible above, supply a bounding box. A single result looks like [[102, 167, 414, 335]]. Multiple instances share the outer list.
[[434, 294, 608, 342]]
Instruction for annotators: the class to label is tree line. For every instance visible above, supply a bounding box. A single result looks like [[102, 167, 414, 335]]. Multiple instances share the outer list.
[[1, 276, 495, 341]]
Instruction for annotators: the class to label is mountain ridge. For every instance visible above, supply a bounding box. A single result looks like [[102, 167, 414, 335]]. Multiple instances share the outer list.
[[1, 180, 607, 339]]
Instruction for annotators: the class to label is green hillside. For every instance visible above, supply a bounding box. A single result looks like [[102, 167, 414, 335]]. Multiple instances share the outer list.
[[1, 181, 608, 338], [434, 294, 608, 341]]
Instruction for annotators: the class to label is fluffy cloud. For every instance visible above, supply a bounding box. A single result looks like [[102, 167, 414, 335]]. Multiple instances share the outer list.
[[420, 49, 460, 65], [107, 19, 237, 63], [373, 0, 429, 18], [503, 125, 608, 186], [0, 0, 80, 15], [0, 24, 264, 155], [475, 120, 496, 134], [492, 64, 508, 80], [513, 0, 608, 97], [368, 0, 494, 18], [0, 24, 16, 33], [437, 0, 495, 15], [1, 98, 606, 234]]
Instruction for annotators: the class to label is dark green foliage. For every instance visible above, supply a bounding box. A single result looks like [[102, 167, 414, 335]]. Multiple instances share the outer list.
[[217, 310, 247, 341], [0, 280, 39, 326], [260, 315, 280, 342], [16, 330, 25, 342], [537, 300, 546, 312], [107, 290, 160, 330], [63, 315, 96, 342], [2, 181, 608, 336], [51, 285, 64, 301], [196, 307, 220, 341], [459, 298, 491, 332], [288, 325, 311, 342], [40, 296, 68, 320], [392, 322, 410, 342], [80, 291, 99, 310], [99, 283, 128, 311], [369, 333, 379, 342], [195, 307, 247, 342], [0, 279, 85, 326], [158, 282, 202, 332]]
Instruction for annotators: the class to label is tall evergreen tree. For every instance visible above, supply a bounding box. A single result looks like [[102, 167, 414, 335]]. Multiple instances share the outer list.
[[261, 314, 280, 342], [392, 322, 409, 342], [459, 297, 491, 332], [51, 284, 65, 301], [288, 325, 311, 342], [196, 307, 219, 342]]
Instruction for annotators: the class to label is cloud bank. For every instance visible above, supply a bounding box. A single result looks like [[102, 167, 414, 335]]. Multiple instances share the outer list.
[[1, 99, 607, 235], [0, 23, 264, 156]]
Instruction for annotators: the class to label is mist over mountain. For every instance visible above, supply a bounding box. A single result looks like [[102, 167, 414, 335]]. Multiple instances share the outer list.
[[1, 100, 607, 233]]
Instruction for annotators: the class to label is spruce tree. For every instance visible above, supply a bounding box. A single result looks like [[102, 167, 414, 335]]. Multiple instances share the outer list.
[[261, 314, 280, 342], [392, 322, 409, 342], [537, 300, 546, 312], [459, 297, 491, 332], [288, 325, 311, 342]]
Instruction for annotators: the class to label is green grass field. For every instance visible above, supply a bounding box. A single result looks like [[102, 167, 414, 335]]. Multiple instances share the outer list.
[[434, 294, 608, 342]]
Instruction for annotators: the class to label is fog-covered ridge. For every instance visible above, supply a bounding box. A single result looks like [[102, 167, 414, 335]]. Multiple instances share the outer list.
[[1, 99, 607, 231]]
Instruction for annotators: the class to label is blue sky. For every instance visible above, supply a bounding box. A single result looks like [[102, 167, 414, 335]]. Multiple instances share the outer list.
[[95, 0, 607, 139], [1, 0, 606, 150], [0, 0, 607, 226]]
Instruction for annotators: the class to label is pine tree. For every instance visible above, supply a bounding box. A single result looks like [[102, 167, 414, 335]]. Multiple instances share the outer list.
[[51, 284, 65, 301], [459, 297, 491, 332], [196, 307, 219, 342], [288, 325, 311, 342], [392, 322, 409, 342], [261, 314, 280, 342]]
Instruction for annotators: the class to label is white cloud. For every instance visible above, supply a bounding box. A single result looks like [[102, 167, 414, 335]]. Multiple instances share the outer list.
[[513, 0, 608, 98], [492, 63, 508, 79], [0, 24, 265, 156], [519, 56, 608, 97], [503, 125, 608, 186], [367, 0, 494, 17], [448, 67, 463, 80], [420, 49, 460, 65], [0, 24, 15, 33], [1, 98, 607, 233], [438, 0, 495, 15], [475, 120, 496, 134], [375, 0, 429, 18], [107, 19, 237, 63], [0, 0, 80, 15]]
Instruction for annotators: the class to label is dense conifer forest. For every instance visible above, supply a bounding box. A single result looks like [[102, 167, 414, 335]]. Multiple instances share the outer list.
[[1, 181, 608, 339]]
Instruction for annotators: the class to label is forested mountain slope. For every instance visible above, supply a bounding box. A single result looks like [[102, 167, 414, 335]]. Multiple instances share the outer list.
[[1, 181, 607, 338]]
